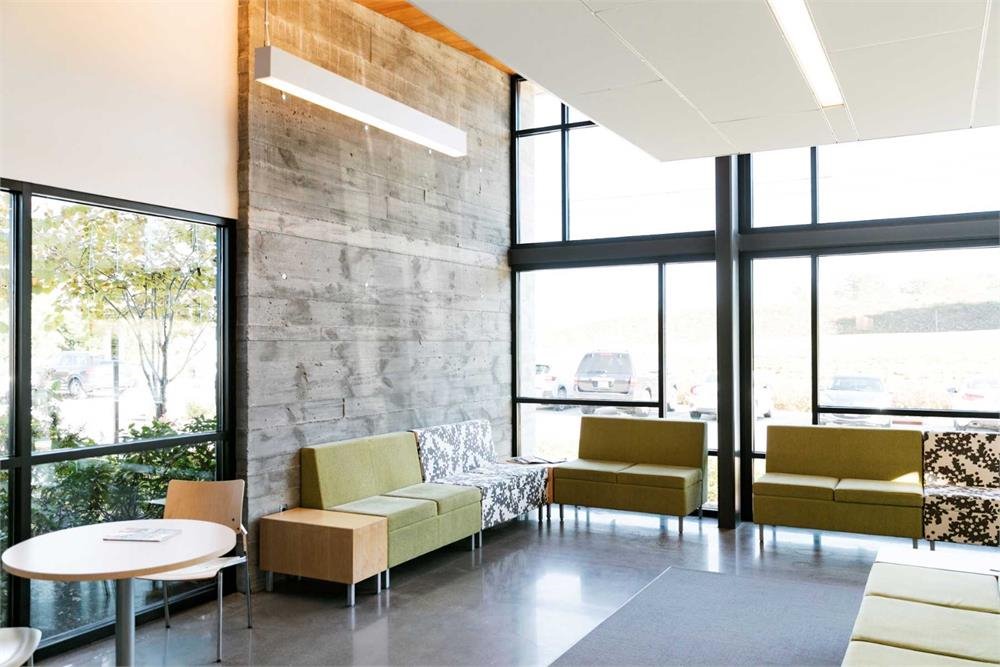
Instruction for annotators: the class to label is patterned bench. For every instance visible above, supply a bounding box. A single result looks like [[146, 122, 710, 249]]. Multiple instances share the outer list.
[[413, 420, 548, 529], [923, 431, 1000, 547]]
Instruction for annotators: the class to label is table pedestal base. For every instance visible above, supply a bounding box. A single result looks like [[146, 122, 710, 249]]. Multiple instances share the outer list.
[[115, 578, 134, 667]]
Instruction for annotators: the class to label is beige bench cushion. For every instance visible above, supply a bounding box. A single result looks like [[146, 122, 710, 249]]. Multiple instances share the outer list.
[[333, 495, 437, 531], [617, 464, 701, 489], [865, 563, 1000, 614], [385, 483, 481, 515], [556, 459, 632, 483], [835, 478, 923, 508], [843, 641, 994, 666], [753, 472, 838, 501], [851, 596, 1000, 663]]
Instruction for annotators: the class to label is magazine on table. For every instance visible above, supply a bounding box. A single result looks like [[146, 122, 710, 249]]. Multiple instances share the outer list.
[[508, 455, 566, 465], [103, 527, 181, 543]]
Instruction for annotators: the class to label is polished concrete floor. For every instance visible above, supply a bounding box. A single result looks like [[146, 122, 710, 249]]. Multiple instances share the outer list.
[[42, 509, 974, 666]]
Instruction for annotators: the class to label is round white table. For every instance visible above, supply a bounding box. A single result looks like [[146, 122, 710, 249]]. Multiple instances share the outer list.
[[2, 519, 235, 667]]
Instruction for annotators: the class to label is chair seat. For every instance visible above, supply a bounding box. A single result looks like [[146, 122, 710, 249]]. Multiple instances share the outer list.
[[0, 627, 41, 667], [555, 459, 632, 483], [924, 485, 1000, 546], [617, 463, 701, 489], [835, 478, 924, 507], [843, 640, 993, 666], [385, 483, 481, 514], [865, 562, 1000, 614], [851, 596, 1000, 663], [752, 472, 838, 501], [334, 495, 437, 531], [139, 556, 247, 582]]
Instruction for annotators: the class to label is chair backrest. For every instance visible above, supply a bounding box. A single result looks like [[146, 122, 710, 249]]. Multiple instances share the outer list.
[[164, 479, 245, 533], [300, 432, 422, 509], [923, 431, 1000, 488], [578, 416, 707, 470], [412, 419, 497, 480], [766, 425, 922, 482]]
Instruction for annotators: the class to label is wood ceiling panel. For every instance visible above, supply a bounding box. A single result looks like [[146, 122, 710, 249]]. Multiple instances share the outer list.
[[354, 0, 513, 73]]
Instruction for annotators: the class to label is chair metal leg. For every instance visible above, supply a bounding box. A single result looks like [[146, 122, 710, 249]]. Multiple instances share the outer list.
[[245, 562, 253, 628], [162, 581, 171, 628], [912, 538, 918, 549], [930, 540, 936, 551], [758, 523, 764, 547], [346, 583, 356, 607], [216, 571, 223, 663]]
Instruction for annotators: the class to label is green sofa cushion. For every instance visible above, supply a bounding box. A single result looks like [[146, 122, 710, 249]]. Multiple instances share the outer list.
[[865, 563, 1000, 614], [578, 416, 706, 469], [753, 472, 838, 500], [765, 425, 922, 482], [851, 596, 1000, 663], [835, 478, 923, 508], [617, 463, 701, 489], [843, 641, 993, 666], [556, 459, 632, 483], [385, 483, 481, 515], [300, 431, 421, 509], [333, 495, 437, 531]]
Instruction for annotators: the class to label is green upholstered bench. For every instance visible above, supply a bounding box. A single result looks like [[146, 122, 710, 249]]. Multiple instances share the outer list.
[[753, 425, 924, 546], [552, 416, 708, 532], [842, 554, 1000, 666], [300, 431, 482, 574]]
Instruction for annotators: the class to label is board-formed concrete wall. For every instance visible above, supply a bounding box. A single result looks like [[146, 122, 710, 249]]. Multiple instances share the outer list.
[[237, 0, 511, 584]]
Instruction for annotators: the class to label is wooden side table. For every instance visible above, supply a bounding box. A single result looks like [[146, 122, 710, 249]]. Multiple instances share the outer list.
[[259, 508, 387, 607]]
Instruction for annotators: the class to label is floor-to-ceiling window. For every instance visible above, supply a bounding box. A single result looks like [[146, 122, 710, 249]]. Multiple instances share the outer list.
[[512, 75, 1000, 522], [0, 180, 233, 652]]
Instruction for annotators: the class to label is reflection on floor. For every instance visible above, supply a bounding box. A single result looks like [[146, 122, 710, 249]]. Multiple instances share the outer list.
[[40, 509, 983, 666]]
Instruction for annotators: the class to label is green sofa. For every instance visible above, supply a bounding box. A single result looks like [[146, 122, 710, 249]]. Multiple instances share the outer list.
[[753, 425, 924, 545], [842, 556, 1000, 665], [300, 432, 482, 570], [553, 416, 708, 531]]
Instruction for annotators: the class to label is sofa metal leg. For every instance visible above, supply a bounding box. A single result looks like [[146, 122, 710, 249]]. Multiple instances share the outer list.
[[546, 503, 551, 521], [470, 534, 476, 551], [659, 516, 666, 531], [758, 523, 764, 547], [265, 571, 273, 593], [559, 504, 564, 522], [346, 583, 356, 607], [678, 516, 684, 535], [912, 538, 918, 549], [538, 506, 543, 523], [384, 569, 390, 589], [478, 530, 483, 548], [698, 506, 703, 521], [375, 570, 381, 593], [930, 540, 936, 551]]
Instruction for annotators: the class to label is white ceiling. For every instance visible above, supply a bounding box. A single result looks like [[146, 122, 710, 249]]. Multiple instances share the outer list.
[[412, 0, 1000, 161]]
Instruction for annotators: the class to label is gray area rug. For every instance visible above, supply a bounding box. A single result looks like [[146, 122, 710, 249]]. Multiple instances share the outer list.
[[553, 567, 863, 666]]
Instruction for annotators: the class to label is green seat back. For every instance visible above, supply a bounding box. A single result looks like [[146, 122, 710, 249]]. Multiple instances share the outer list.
[[300, 432, 422, 509], [766, 425, 922, 482], [578, 416, 707, 469]]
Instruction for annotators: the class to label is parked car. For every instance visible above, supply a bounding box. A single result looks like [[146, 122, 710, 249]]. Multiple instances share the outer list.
[[532, 363, 570, 408], [819, 374, 892, 427], [689, 375, 774, 420], [574, 351, 656, 416], [948, 377, 1000, 432], [38, 351, 138, 398]]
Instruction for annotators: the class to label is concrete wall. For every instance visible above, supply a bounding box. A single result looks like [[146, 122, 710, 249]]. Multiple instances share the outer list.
[[237, 0, 511, 583]]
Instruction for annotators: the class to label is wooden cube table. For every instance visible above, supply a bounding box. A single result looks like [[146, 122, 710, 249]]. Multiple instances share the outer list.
[[259, 508, 387, 607]]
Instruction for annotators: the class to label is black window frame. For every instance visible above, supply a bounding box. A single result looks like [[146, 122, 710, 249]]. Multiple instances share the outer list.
[[0, 178, 236, 657], [509, 74, 1000, 527]]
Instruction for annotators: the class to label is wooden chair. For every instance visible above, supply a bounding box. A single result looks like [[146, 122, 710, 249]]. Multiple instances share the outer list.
[[138, 480, 251, 662], [0, 627, 41, 667]]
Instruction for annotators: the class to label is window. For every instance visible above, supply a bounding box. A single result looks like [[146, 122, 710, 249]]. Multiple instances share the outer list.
[[0, 181, 230, 650], [569, 127, 716, 239], [517, 79, 561, 130], [817, 127, 1000, 222], [517, 132, 562, 243], [818, 247, 1000, 426], [751, 148, 811, 227], [751, 257, 811, 453], [30, 197, 218, 450]]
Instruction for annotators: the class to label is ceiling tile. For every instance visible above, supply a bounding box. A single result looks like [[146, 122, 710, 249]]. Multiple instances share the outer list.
[[584, 0, 650, 12], [822, 105, 858, 142], [565, 80, 735, 161], [413, 0, 657, 96], [601, 0, 817, 122], [831, 29, 982, 138], [808, 0, 986, 52], [973, 7, 1000, 127], [715, 109, 835, 153]]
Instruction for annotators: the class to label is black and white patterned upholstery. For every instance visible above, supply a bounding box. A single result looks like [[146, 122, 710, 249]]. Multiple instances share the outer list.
[[922, 431, 1000, 546], [413, 420, 548, 529]]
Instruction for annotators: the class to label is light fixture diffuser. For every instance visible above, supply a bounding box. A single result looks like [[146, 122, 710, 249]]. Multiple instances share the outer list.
[[254, 46, 467, 157], [767, 0, 844, 107]]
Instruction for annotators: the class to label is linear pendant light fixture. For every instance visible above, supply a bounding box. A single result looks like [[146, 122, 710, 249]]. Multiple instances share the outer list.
[[254, 46, 467, 157], [767, 0, 844, 107]]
